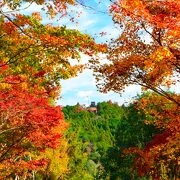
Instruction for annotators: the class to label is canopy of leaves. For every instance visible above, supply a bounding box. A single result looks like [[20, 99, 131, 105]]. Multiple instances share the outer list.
[[0, 0, 106, 178], [92, 0, 180, 106], [91, 1, 180, 178], [1, 0, 180, 179], [0, 83, 65, 177], [62, 100, 158, 179]]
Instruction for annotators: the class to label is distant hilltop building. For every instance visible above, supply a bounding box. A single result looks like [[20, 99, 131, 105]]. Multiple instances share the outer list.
[[90, 101, 96, 107], [74, 101, 119, 114], [87, 101, 97, 113]]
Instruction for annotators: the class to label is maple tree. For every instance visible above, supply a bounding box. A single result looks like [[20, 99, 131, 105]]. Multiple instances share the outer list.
[[0, 83, 64, 177], [0, 12, 106, 94], [1, 0, 179, 178], [0, 0, 107, 178], [94, 0, 179, 104], [35, 122, 69, 179], [0, 0, 107, 94], [91, 0, 180, 178], [126, 93, 180, 178]]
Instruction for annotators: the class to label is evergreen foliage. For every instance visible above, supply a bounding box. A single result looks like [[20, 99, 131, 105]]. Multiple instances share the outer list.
[[62, 100, 158, 179]]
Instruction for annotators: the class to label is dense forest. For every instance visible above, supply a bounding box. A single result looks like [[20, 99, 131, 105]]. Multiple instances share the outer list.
[[61, 100, 159, 179], [0, 0, 179, 179]]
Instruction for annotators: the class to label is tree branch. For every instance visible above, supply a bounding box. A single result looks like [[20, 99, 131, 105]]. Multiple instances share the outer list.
[[0, 11, 33, 39], [0, 44, 33, 67]]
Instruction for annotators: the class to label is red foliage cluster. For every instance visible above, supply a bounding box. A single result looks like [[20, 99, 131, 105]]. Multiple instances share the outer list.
[[0, 64, 65, 176]]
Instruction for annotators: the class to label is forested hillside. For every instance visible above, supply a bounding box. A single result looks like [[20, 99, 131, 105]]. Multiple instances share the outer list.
[[61, 100, 159, 179], [0, 0, 179, 179]]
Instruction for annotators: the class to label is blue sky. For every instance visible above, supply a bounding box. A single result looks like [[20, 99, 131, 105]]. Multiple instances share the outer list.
[[54, 1, 143, 106], [3, 1, 147, 106], [11, 0, 142, 106], [4, 0, 179, 106]]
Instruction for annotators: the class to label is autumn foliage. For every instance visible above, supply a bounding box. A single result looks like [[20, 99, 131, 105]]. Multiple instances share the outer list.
[[0, 0, 180, 179], [0, 84, 65, 177], [92, 0, 180, 178], [123, 93, 180, 178], [0, 0, 107, 178], [94, 0, 179, 102]]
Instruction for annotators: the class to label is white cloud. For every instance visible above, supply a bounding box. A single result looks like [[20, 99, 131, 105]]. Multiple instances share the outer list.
[[58, 68, 142, 106], [19, 3, 43, 14], [60, 69, 95, 95], [3, 1, 146, 106], [77, 90, 94, 97], [59, 96, 82, 106], [124, 85, 141, 95], [68, 53, 91, 66]]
